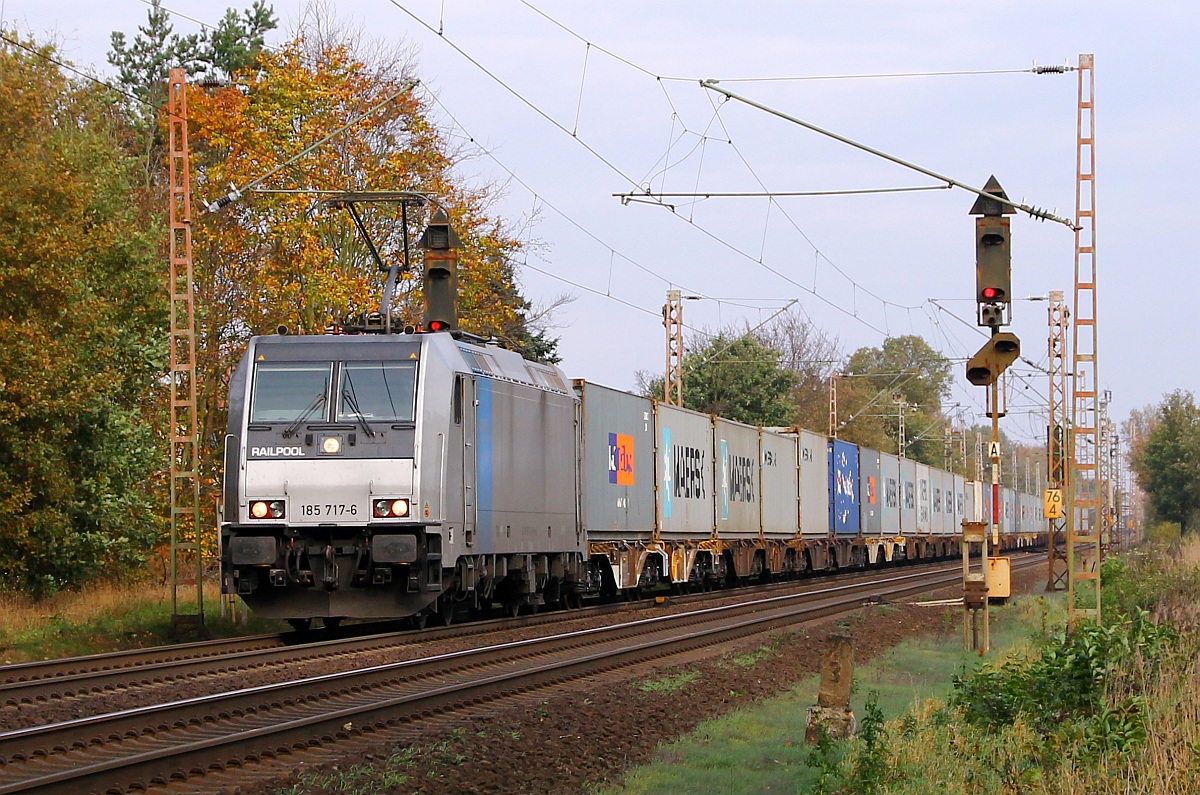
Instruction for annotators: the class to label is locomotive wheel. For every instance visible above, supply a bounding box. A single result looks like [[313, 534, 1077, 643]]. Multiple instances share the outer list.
[[286, 618, 312, 632]]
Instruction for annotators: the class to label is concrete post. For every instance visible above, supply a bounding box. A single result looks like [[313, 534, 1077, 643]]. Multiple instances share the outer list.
[[806, 633, 857, 742]]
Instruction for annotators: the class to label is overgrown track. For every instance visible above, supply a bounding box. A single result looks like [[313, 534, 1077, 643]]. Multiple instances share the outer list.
[[0, 556, 1039, 795]]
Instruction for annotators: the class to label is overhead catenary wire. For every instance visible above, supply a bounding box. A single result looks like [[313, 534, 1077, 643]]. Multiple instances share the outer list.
[[383, 1, 942, 341], [80, 3, 1072, 441], [699, 80, 1077, 230], [204, 81, 418, 212]]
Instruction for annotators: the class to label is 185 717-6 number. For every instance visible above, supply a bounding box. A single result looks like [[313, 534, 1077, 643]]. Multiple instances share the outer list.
[[299, 504, 359, 517]]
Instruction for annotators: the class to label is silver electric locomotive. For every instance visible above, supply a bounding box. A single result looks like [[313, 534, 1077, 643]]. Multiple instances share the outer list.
[[220, 330, 587, 629]]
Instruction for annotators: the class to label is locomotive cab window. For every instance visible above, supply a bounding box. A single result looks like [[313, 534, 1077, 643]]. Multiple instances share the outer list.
[[338, 361, 418, 422], [250, 362, 332, 423]]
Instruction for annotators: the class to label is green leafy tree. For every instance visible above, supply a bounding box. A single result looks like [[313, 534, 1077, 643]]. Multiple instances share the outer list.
[[639, 311, 837, 430], [1131, 390, 1200, 533], [0, 34, 165, 595], [645, 332, 797, 426], [841, 335, 953, 465]]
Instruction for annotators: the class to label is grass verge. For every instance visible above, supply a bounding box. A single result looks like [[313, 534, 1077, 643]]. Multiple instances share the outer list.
[[610, 539, 1200, 795], [0, 581, 284, 662], [604, 598, 1050, 795]]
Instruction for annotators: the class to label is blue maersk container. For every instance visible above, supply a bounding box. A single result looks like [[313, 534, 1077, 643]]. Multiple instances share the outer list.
[[828, 439, 861, 535]]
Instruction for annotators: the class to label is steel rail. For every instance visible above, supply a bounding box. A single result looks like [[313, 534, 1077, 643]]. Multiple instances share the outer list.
[[0, 558, 1038, 794], [0, 557, 979, 708]]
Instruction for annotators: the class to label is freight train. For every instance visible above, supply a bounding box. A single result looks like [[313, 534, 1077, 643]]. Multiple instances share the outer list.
[[220, 328, 1044, 630]]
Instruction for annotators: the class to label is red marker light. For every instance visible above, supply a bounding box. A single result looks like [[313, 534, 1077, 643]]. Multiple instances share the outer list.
[[428, 320, 446, 331]]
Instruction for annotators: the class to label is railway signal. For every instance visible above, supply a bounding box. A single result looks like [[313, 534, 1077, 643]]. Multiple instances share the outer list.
[[966, 331, 1021, 386], [419, 208, 461, 331], [970, 176, 1015, 328]]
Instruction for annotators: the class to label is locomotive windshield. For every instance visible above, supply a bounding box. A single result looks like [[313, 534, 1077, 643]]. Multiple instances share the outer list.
[[249, 362, 332, 423], [337, 361, 418, 423]]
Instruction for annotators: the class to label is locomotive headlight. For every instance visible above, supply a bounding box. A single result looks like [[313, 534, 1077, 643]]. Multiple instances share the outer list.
[[250, 500, 285, 519], [320, 435, 342, 455], [373, 498, 410, 518]]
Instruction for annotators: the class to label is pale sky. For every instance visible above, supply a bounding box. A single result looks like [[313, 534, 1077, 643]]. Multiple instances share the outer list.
[[5, 1, 1197, 446]]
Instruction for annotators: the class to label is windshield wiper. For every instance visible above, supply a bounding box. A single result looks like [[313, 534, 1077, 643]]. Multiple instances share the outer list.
[[341, 379, 377, 438], [281, 392, 327, 439]]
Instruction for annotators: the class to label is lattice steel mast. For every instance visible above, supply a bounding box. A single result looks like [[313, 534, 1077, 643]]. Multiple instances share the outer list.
[[1068, 54, 1101, 627], [167, 69, 205, 637], [1046, 291, 1070, 591]]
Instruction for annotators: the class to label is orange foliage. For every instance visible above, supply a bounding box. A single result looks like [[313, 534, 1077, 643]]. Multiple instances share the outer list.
[[181, 39, 532, 509]]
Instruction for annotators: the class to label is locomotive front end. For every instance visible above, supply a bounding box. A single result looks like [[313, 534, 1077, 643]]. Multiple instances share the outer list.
[[221, 334, 445, 626]]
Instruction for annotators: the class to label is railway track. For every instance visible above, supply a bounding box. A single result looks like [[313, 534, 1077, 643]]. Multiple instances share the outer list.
[[0, 557, 987, 716], [0, 556, 1038, 795]]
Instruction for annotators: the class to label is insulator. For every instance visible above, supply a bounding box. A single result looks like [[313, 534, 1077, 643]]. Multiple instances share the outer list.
[[205, 188, 242, 213], [1032, 64, 1070, 74]]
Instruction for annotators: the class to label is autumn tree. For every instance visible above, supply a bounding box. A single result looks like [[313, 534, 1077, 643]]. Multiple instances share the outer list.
[[0, 34, 165, 595], [756, 311, 842, 431], [175, 35, 555, 514]]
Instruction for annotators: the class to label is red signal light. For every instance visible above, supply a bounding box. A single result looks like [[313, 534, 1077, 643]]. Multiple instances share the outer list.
[[428, 320, 447, 331], [982, 286, 999, 300]]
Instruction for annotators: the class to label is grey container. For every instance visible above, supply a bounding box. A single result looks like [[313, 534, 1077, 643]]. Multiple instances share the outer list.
[[900, 458, 917, 534], [952, 474, 966, 529], [933, 470, 952, 535], [715, 418, 763, 540], [964, 477, 980, 524], [797, 429, 830, 537], [880, 452, 901, 536], [760, 428, 800, 539], [655, 402, 716, 539], [915, 463, 932, 534], [575, 381, 656, 542], [859, 446, 883, 537]]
